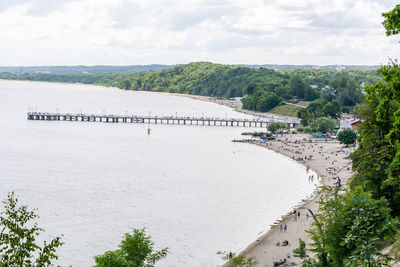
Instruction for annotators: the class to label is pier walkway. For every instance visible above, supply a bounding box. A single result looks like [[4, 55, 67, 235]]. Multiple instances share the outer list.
[[27, 112, 299, 128]]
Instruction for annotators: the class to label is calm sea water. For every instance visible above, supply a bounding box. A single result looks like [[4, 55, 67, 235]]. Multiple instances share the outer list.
[[0, 80, 317, 266]]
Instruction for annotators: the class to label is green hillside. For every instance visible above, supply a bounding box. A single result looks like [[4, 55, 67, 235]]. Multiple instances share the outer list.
[[269, 104, 302, 117], [117, 62, 381, 114], [118, 62, 288, 98]]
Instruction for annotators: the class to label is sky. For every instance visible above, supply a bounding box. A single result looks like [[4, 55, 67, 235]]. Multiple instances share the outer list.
[[0, 0, 399, 66]]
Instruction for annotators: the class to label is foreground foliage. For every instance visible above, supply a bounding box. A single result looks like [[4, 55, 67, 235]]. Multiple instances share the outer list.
[[350, 3, 400, 216], [0, 192, 63, 266], [300, 187, 397, 267], [94, 228, 168, 267], [217, 251, 258, 267]]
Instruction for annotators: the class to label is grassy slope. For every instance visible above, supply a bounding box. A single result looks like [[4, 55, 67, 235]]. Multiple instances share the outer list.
[[269, 104, 302, 117]]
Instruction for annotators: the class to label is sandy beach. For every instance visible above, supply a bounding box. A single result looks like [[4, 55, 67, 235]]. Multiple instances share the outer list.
[[225, 133, 353, 266]]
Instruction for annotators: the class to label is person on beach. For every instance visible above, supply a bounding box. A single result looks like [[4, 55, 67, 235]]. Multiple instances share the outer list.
[[284, 223, 287, 232], [280, 224, 283, 232]]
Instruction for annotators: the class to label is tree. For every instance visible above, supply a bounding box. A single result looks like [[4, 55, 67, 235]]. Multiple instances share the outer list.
[[305, 187, 396, 267], [268, 122, 289, 133], [316, 117, 336, 132], [297, 108, 312, 126], [337, 129, 357, 146], [274, 85, 291, 100], [0, 192, 63, 266], [337, 78, 362, 107], [255, 94, 269, 112], [329, 74, 363, 107], [304, 87, 320, 101], [322, 101, 341, 119], [256, 93, 281, 112], [321, 85, 336, 102], [307, 99, 327, 120], [382, 4, 400, 36], [241, 95, 257, 110], [120, 80, 131, 90], [243, 82, 257, 95], [94, 228, 168, 267], [289, 74, 306, 99]]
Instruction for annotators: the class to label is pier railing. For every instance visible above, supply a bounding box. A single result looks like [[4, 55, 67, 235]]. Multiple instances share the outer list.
[[27, 112, 299, 128]]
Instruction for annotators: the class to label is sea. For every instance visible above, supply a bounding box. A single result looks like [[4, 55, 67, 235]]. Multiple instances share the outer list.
[[0, 80, 317, 266]]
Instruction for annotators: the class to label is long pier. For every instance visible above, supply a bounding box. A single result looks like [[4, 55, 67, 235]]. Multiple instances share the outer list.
[[27, 112, 299, 128]]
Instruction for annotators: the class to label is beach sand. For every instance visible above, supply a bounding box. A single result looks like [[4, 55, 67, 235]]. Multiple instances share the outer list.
[[225, 133, 353, 266]]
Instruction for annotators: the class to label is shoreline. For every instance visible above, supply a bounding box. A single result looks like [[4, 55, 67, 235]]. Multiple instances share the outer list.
[[116, 84, 351, 266], [2, 79, 347, 265], [229, 135, 353, 266]]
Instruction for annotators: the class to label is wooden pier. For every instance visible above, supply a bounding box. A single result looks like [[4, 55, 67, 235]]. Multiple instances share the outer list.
[[27, 112, 299, 128]]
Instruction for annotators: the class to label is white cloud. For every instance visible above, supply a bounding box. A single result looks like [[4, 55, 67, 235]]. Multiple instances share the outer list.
[[0, 0, 398, 65]]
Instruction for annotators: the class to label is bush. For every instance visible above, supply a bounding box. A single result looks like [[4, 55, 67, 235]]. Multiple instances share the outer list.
[[317, 117, 336, 132], [217, 251, 258, 267], [268, 122, 289, 133], [304, 126, 313, 133], [94, 228, 168, 267]]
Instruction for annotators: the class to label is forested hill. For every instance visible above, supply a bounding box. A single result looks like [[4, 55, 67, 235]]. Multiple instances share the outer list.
[[117, 62, 380, 96], [118, 62, 288, 98], [0, 61, 381, 113], [115, 62, 381, 113]]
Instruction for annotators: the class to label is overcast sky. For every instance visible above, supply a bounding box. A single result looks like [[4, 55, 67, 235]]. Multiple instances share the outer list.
[[0, 0, 399, 66]]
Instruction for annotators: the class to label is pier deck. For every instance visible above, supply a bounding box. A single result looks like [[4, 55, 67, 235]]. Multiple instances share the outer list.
[[27, 112, 299, 128]]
